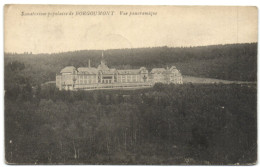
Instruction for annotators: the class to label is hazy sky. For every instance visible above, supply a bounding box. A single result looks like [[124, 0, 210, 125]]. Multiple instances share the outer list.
[[5, 5, 258, 54]]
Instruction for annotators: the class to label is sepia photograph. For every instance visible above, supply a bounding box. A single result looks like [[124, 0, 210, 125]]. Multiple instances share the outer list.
[[4, 4, 257, 165]]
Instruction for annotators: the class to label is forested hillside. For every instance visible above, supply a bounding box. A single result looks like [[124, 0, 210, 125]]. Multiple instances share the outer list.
[[4, 43, 257, 86]]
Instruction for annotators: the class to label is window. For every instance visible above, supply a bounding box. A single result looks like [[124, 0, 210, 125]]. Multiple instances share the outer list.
[[133, 75, 136, 82], [80, 75, 83, 84], [122, 75, 126, 82], [127, 75, 131, 82]]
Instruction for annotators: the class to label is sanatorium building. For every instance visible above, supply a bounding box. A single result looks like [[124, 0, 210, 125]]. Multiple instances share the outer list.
[[56, 53, 183, 90]]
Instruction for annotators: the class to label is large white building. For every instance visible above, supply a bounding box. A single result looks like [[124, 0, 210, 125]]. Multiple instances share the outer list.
[[56, 54, 183, 90]]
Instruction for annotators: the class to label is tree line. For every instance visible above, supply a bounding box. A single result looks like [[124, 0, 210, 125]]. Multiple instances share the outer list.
[[4, 43, 257, 86]]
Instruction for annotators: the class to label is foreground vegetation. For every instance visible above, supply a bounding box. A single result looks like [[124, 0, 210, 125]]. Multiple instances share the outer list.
[[5, 82, 256, 164]]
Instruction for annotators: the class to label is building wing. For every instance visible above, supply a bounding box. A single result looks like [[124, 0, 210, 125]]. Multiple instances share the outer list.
[[117, 69, 140, 75]]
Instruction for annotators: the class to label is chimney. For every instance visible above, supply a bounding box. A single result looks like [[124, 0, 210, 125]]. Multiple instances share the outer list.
[[88, 59, 91, 68]]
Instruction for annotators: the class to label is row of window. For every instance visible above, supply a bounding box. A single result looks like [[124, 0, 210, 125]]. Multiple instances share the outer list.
[[61, 74, 181, 85], [117, 75, 141, 83], [78, 79, 97, 84], [78, 75, 96, 80], [77, 76, 144, 84], [153, 73, 180, 76]]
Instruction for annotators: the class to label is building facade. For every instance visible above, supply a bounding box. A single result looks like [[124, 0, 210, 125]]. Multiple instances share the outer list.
[[150, 66, 183, 84], [56, 55, 183, 90]]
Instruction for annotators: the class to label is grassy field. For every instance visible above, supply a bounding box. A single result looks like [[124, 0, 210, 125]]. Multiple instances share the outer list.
[[183, 75, 256, 84]]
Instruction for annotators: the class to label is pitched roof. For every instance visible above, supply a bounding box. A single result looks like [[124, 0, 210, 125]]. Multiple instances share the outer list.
[[60, 66, 76, 73], [151, 68, 166, 74], [78, 67, 98, 74], [170, 66, 177, 71], [97, 63, 109, 70]]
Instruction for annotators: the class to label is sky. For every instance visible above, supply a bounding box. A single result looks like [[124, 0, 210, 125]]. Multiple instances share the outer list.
[[4, 5, 258, 54]]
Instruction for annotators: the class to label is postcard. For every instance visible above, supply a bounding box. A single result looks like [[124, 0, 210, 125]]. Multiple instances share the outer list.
[[4, 5, 257, 165]]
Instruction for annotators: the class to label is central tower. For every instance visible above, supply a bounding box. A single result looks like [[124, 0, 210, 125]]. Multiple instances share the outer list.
[[98, 51, 109, 70]]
